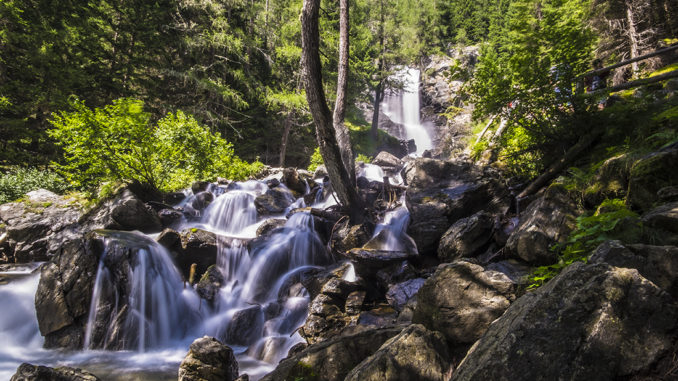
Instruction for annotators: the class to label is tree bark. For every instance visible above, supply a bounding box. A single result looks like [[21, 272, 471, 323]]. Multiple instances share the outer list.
[[333, 0, 356, 186], [279, 111, 293, 167], [301, 0, 364, 221], [625, 0, 640, 75], [370, 0, 386, 143]]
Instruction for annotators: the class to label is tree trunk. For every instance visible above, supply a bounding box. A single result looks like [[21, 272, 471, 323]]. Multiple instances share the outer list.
[[333, 0, 356, 186], [370, 0, 386, 143], [301, 0, 364, 221], [625, 0, 640, 75], [279, 111, 293, 167]]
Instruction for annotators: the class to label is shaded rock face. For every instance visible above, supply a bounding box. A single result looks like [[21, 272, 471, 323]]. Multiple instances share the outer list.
[[505, 184, 578, 265], [413, 261, 516, 344], [331, 220, 375, 256], [342, 248, 414, 280], [583, 154, 634, 208], [627, 144, 678, 212], [81, 189, 161, 233], [385, 278, 426, 312], [642, 201, 678, 237], [35, 237, 99, 349], [225, 305, 264, 346], [345, 324, 452, 381], [282, 168, 307, 196], [177, 228, 218, 281], [437, 211, 494, 262], [0, 190, 82, 263], [405, 158, 509, 255], [196, 265, 224, 303], [260, 326, 403, 381], [452, 262, 678, 381], [590, 240, 678, 297], [178, 336, 239, 381], [10, 363, 100, 381]]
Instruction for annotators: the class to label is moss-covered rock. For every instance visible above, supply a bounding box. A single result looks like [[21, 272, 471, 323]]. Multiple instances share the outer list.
[[627, 144, 678, 212]]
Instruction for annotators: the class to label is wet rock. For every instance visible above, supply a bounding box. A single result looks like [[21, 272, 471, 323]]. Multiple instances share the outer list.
[[313, 165, 328, 178], [178, 228, 218, 280], [590, 240, 678, 297], [301, 294, 350, 344], [0, 190, 82, 263], [437, 211, 494, 262], [413, 261, 516, 344], [260, 326, 403, 381], [385, 278, 426, 312], [357, 305, 398, 327], [405, 158, 509, 255], [191, 191, 214, 211], [256, 219, 286, 237], [35, 237, 99, 349], [373, 151, 403, 169], [196, 265, 224, 303], [156, 229, 181, 252], [627, 144, 678, 211], [157, 208, 182, 228], [282, 168, 307, 196], [247, 336, 288, 364], [345, 291, 367, 315], [345, 324, 452, 381], [375, 261, 419, 290], [452, 262, 678, 381], [164, 192, 187, 205], [331, 220, 375, 255], [254, 187, 295, 216], [505, 183, 578, 265], [10, 363, 100, 381], [191, 181, 211, 194], [226, 306, 264, 346], [178, 336, 239, 381], [83, 189, 162, 233], [342, 248, 414, 279]]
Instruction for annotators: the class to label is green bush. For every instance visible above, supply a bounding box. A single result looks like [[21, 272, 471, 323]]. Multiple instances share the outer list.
[[0, 167, 70, 204], [307, 147, 324, 172], [48, 98, 263, 192]]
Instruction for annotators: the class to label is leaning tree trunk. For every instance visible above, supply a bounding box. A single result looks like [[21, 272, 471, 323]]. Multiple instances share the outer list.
[[333, 0, 356, 186], [301, 0, 364, 221], [625, 0, 640, 75], [370, 0, 386, 143]]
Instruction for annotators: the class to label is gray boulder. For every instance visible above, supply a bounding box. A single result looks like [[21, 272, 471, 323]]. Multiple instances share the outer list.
[[177, 228, 218, 281], [642, 201, 678, 234], [0, 190, 82, 263], [452, 262, 678, 381], [372, 151, 403, 169], [178, 336, 239, 381], [342, 248, 414, 279], [254, 187, 295, 216], [81, 189, 161, 233], [260, 326, 403, 381], [10, 363, 100, 381], [405, 158, 509, 255], [35, 237, 99, 349], [226, 306, 264, 346], [437, 211, 494, 262], [345, 324, 452, 381], [505, 183, 578, 265], [255, 219, 286, 237], [590, 240, 678, 297], [385, 278, 426, 312], [196, 265, 224, 303], [413, 261, 516, 344]]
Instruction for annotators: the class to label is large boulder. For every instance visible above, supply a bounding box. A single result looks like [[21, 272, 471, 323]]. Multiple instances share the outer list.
[[405, 158, 509, 255], [642, 201, 678, 234], [385, 278, 426, 312], [372, 151, 403, 169], [254, 187, 295, 216], [196, 265, 224, 303], [10, 363, 100, 381], [225, 306, 264, 346], [342, 248, 414, 279], [590, 240, 678, 297], [344, 324, 452, 381], [260, 326, 403, 381], [452, 262, 678, 381], [413, 260, 516, 344], [35, 237, 100, 349], [177, 228, 218, 280], [505, 183, 578, 265], [178, 336, 239, 381], [627, 144, 678, 211], [0, 190, 82, 263], [282, 168, 307, 196], [81, 189, 161, 233], [437, 211, 494, 262], [583, 154, 634, 208]]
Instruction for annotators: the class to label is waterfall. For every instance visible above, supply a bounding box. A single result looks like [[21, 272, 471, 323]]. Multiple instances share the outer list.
[[381, 67, 433, 155]]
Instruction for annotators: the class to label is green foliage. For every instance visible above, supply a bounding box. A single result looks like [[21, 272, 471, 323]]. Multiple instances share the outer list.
[[0, 167, 70, 204], [527, 199, 639, 289], [307, 147, 324, 173], [48, 98, 262, 193], [356, 154, 373, 163]]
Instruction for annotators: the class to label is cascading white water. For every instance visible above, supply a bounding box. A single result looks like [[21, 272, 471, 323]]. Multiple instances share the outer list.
[[83, 232, 200, 352], [381, 67, 433, 155]]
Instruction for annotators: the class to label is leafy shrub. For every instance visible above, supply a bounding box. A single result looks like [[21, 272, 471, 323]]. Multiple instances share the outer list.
[[0, 167, 70, 204], [307, 147, 324, 172], [48, 98, 262, 192], [356, 154, 373, 163], [527, 199, 640, 289]]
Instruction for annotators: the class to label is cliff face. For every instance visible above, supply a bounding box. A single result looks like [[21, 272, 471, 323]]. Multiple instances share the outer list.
[[421, 46, 478, 158]]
